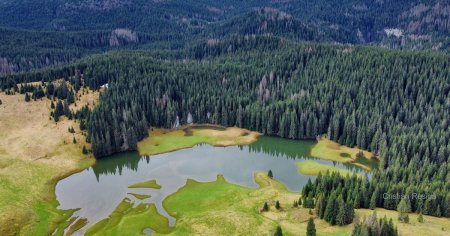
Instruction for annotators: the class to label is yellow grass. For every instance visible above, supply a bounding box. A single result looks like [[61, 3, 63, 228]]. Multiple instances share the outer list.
[[296, 160, 358, 177], [0, 90, 96, 235], [138, 125, 260, 156], [311, 137, 377, 171], [357, 208, 450, 236], [70, 88, 100, 112]]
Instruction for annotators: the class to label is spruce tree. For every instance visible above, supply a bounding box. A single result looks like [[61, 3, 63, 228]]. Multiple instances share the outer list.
[[268, 170, 273, 179], [397, 199, 411, 222], [417, 213, 423, 223], [82, 146, 88, 155], [336, 201, 346, 226], [369, 192, 377, 210], [263, 202, 269, 212], [324, 192, 338, 225], [274, 226, 282, 236], [275, 200, 281, 210], [24, 93, 30, 102], [307, 218, 316, 236]]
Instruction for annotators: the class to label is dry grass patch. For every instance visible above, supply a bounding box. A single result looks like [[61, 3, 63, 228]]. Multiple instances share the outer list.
[[357, 208, 450, 236], [138, 125, 260, 156], [0, 91, 96, 235], [311, 137, 378, 171]]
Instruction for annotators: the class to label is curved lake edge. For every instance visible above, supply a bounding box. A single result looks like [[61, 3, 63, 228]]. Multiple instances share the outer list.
[[137, 124, 261, 156], [55, 125, 377, 234]]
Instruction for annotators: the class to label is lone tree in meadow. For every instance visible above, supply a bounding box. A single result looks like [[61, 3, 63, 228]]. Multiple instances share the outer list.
[[263, 202, 269, 212], [82, 146, 88, 155], [397, 199, 411, 222], [268, 170, 273, 179], [307, 217, 316, 236], [25, 93, 30, 102], [417, 213, 424, 223], [274, 226, 283, 236], [275, 200, 281, 210]]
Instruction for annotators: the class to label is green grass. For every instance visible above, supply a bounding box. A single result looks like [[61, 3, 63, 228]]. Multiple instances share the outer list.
[[86, 198, 172, 235], [65, 217, 88, 235], [84, 173, 450, 236], [0, 92, 96, 236], [128, 193, 151, 200], [128, 180, 161, 189], [137, 125, 259, 156], [296, 160, 358, 177], [162, 174, 277, 235], [0, 157, 94, 236], [311, 138, 378, 171]]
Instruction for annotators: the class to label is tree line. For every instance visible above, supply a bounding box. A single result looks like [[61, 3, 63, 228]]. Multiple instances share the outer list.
[[1, 36, 448, 218]]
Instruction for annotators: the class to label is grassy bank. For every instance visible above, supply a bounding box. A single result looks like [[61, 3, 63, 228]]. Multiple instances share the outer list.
[[85, 198, 172, 235], [296, 160, 358, 177], [137, 125, 260, 156], [0, 91, 97, 235], [311, 138, 378, 171], [128, 179, 161, 189], [161, 173, 449, 236], [84, 172, 449, 235]]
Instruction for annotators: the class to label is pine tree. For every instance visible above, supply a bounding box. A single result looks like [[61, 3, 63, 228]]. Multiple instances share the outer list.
[[268, 170, 273, 179], [263, 202, 269, 212], [25, 93, 30, 102], [307, 218, 316, 236], [72, 137, 77, 144], [324, 192, 338, 225], [275, 200, 281, 210], [404, 214, 409, 223], [82, 146, 88, 155], [293, 200, 298, 208], [369, 191, 377, 210], [336, 201, 346, 226], [274, 226, 282, 236], [417, 213, 424, 223], [397, 199, 411, 222]]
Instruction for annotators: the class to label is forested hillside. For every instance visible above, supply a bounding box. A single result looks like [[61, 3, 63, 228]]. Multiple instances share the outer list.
[[1, 36, 448, 220], [1, 0, 449, 75]]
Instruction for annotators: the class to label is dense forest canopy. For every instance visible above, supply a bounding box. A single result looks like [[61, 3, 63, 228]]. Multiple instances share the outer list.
[[1, 36, 449, 220], [1, 1, 449, 235], [1, 0, 450, 75]]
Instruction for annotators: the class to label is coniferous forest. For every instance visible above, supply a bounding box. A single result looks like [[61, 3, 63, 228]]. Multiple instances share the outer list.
[[0, 1, 449, 235], [2, 36, 449, 221]]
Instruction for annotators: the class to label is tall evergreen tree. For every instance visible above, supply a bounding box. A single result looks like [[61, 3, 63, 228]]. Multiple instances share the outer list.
[[306, 217, 316, 236]]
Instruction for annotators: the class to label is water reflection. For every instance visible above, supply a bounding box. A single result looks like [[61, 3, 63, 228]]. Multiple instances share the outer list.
[[56, 136, 369, 235]]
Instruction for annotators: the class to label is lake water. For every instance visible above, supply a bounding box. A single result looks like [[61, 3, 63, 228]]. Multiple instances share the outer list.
[[55, 136, 367, 234]]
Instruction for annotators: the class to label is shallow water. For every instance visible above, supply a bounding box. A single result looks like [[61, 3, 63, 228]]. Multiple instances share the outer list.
[[55, 136, 367, 234]]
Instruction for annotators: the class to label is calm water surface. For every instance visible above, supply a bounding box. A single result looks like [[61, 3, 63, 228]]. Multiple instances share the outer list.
[[55, 136, 366, 234]]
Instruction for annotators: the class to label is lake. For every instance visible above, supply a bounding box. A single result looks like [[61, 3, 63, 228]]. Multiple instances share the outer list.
[[55, 136, 367, 234]]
